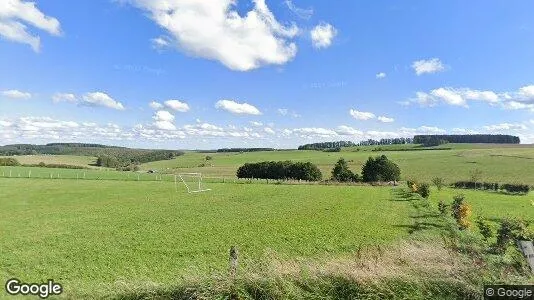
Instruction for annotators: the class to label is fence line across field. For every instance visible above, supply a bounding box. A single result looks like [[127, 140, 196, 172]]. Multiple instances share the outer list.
[[0, 167, 319, 186]]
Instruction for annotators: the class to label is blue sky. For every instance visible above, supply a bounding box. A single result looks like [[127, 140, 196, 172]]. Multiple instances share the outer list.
[[1, 0, 534, 149]]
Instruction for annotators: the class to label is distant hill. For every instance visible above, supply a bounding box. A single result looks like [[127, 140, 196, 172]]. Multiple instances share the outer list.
[[0, 143, 184, 168]]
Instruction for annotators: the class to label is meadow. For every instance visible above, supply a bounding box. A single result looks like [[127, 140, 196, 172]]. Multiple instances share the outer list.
[[1, 179, 418, 298], [1, 144, 534, 298], [140, 144, 534, 185], [0, 154, 97, 167]]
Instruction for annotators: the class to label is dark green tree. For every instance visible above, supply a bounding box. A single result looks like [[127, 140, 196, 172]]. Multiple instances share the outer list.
[[331, 158, 357, 182], [361, 155, 401, 182]]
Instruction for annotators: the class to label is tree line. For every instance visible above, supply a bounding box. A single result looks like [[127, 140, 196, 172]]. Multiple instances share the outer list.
[[0, 143, 184, 168], [298, 141, 356, 150], [236, 155, 401, 183], [298, 138, 414, 150], [217, 148, 275, 153], [413, 134, 520, 145], [236, 161, 322, 181]]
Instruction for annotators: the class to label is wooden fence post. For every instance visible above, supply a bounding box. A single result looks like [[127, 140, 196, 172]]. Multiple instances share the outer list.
[[229, 246, 238, 279]]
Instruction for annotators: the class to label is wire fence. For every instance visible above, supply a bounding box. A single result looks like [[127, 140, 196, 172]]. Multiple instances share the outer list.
[[0, 166, 319, 185], [0, 166, 402, 187]]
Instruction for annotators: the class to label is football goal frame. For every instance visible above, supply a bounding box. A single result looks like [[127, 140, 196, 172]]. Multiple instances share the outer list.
[[176, 173, 211, 193]]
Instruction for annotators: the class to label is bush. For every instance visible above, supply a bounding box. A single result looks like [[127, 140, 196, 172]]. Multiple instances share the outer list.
[[236, 161, 322, 181], [361, 155, 401, 182], [23, 163, 87, 169], [432, 177, 445, 191], [501, 184, 530, 194], [475, 217, 493, 241], [451, 194, 471, 230], [495, 218, 533, 253], [417, 183, 431, 199], [331, 158, 359, 182], [438, 200, 448, 215], [205, 156, 213, 161], [0, 157, 20, 166]]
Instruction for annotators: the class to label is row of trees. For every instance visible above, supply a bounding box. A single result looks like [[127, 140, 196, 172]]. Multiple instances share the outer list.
[[414, 134, 520, 145], [298, 141, 356, 150], [236, 161, 322, 181], [298, 138, 415, 150], [217, 148, 275, 153], [357, 138, 414, 146], [235, 155, 402, 183]]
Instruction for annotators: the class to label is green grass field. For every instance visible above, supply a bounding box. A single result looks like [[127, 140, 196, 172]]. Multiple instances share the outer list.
[[2, 144, 534, 298], [1, 175, 532, 298], [139, 144, 534, 185], [1, 179, 419, 298], [0, 155, 97, 167]]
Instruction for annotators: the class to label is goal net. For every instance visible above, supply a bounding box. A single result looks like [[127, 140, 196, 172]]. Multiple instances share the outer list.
[[176, 173, 211, 193]]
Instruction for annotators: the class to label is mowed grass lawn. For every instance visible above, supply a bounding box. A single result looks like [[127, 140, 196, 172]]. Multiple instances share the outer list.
[[140, 144, 534, 185], [1, 178, 416, 298]]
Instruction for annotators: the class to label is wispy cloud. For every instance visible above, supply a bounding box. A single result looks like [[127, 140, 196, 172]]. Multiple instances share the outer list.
[[1, 89, 31, 100], [284, 0, 313, 20], [0, 0, 62, 52], [403, 85, 534, 111]]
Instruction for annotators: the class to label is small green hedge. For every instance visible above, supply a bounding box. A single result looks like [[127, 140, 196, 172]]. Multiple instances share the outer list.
[[453, 181, 529, 194], [0, 158, 21, 166]]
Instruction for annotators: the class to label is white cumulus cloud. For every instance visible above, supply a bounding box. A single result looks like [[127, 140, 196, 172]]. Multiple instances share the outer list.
[[376, 72, 386, 79], [153, 110, 176, 130], [164, 99, 190, 112], [349, 109, 375, 121], [310, 22, 337, 49], [412, 58, 446, 75], [215, 100, 261, 115], [126, 0, 299, 71], [81, 92, 125, 110], [336, 125, 363, 136], [0, 0, 61, 52]]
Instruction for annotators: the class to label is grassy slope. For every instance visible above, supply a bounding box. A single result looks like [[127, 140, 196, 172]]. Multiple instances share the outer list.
[[0, 154, 97, 167], [140, 145, 534, 184], [1, 178, 531, 298], [0, 179, 416, 298]]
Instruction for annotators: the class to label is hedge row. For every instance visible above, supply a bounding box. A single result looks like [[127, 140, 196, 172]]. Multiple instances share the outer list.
[[453, 181, 530, 194], [23, 163, 88, 170], [236, 161, 322, 181], [501, 184, 530, 194], [0, 158, 20, 166]]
